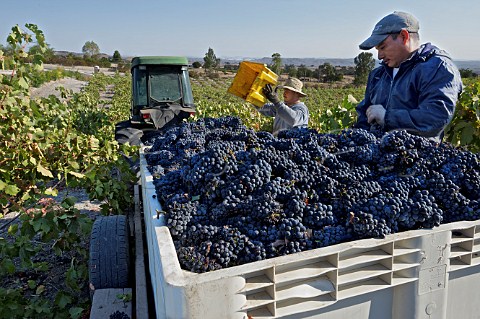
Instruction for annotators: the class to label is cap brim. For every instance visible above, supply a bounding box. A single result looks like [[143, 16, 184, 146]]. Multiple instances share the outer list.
[[278, 85, 307, 97], [359, 34, 389, 50]]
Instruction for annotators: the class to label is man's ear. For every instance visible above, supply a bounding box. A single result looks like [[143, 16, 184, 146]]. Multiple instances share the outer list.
[[400, 29, 410, 45]]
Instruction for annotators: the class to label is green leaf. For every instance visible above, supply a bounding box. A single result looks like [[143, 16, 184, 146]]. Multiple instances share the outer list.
[[1, 258, 15, 274], [63, 196, 77, 207], [8, 224, 18, 235], [35, 262, 49, 271], [68, 171, 85, 178], [68, 160, 80, 170], [0, 180, 6, 191], [460, 122, 474, 144], [5, 184, 20, 196], [37, 163, 53, 178], [44, 187, 58, 196], [69, 307, 84, 319], [95, 185, 104, 196], [21, 191, 31, 201], [455, 121, 467, 129], [33, 218, 51, 233], [28, 279, 36, 289], [55, 292, 72, 309], [18, 77, 29, 89], [36, 284, 45, 295], [347, 94, 358, 104]]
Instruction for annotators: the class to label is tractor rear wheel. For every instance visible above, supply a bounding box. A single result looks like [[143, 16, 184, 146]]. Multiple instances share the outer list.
[[115, 127, 144, 146]]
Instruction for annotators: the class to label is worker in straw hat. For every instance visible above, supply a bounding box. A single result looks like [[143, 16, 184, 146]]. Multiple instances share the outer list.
[[256, 77, 309, 136]]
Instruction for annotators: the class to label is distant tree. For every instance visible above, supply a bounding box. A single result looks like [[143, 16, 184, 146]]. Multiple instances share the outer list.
[[28, 43, 55, 62], [0, 43, 16, 56], [223, 63, 239, 71], [319, 63, 342, 82], [269, 52, 282, 75], [460, 68, 477, 78], [98, 56, 111, 68], [112, 50, 122, 62], [297, 64, 312, 78], [283, 64, 297, 77], [192, 61, 202, 68], [353, 52, 375, 86], [312, 68, 321, 81], [203, 47, 220, 72], [82, 41, 100, 58]]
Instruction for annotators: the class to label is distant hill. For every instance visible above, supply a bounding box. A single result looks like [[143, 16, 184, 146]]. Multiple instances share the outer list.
[[198, 56, 480, 74], [189, 57, 356, 68], [246, 57, 355, 68], [454, 60, 480, 74], [56, 51, 480, 74]]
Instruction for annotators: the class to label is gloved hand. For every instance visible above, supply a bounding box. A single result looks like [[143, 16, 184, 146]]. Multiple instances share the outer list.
[[366, 104, 386, 126], [262, 84, 281, 104]]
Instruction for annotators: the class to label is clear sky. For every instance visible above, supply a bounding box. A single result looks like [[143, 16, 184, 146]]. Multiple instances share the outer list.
[[1, 0, 479, 61]]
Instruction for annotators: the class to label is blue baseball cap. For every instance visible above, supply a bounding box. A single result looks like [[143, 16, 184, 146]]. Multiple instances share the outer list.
[[359, 11, 420, 50]]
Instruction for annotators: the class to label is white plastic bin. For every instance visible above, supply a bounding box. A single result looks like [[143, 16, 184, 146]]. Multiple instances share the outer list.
[[140, 149, 480, 319]]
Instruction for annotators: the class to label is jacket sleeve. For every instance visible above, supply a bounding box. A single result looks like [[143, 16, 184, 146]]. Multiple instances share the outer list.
[[257, 103, 277, 117], [275, 102, 309, 127], [384, 58, 462, 138]]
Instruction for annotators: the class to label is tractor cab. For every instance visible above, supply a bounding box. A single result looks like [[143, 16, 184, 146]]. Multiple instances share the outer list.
[[115, 56, 196, 145], [130, 56, 196, 129]]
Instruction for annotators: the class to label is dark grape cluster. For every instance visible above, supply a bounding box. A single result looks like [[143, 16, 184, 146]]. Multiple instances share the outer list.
[[109, 311, 130, 319], [312, 225, 352, 248], [350, 210, 392, 239], [143, 116, 480, 273]]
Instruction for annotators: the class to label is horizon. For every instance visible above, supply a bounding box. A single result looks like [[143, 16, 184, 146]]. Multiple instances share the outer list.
[[52, 50, 480, 63]]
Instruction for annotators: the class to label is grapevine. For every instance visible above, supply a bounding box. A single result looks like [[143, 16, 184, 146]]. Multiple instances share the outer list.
[[0, 24, 135, 318]]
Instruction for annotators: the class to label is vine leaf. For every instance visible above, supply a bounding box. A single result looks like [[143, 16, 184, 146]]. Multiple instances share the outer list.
[[33, 218, 51, 232], [5, 184, 20, 196], [37, 163, 53, 178], [69, 171, 85, 179], [460, 123, 474, 144], [18, 77, 29, 89]]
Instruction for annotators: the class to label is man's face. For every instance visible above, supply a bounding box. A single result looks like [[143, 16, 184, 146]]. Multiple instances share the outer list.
[[283, 89, 300, 105], [375, 32, 411, 68]]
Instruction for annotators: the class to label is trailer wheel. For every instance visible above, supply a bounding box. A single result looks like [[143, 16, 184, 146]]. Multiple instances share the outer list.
[[89, 215, 131, 296]]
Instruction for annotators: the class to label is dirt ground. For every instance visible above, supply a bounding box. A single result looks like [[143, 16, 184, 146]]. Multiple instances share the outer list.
[[30, 77, 88, 99]]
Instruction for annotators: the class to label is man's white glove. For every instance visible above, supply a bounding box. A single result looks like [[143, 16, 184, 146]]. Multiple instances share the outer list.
[[366, 104, 386, 126]]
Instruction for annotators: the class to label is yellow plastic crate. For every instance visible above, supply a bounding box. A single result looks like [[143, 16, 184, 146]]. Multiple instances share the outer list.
[[227, 61, 278, 107]]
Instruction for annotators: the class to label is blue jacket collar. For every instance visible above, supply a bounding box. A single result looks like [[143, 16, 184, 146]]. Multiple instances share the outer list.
[[380, 43, 452, 76]]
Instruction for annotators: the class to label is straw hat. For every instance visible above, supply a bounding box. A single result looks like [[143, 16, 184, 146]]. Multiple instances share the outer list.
[[278, 77, 307, 97]]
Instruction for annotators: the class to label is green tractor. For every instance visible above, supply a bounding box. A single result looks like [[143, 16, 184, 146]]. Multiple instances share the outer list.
[[115, 56, 196, 145]]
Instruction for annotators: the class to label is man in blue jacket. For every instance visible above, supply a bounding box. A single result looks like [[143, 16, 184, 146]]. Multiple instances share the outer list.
[[355, 11, 463, 142]]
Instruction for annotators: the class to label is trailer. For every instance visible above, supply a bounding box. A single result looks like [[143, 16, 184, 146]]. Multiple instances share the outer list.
[[89, 145, 480, 319]]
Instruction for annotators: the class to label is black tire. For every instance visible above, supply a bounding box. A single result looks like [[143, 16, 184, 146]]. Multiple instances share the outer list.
[[115, 120, 131, 131], [89, 215, 131, 295], [115, 127, 144, 146]]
